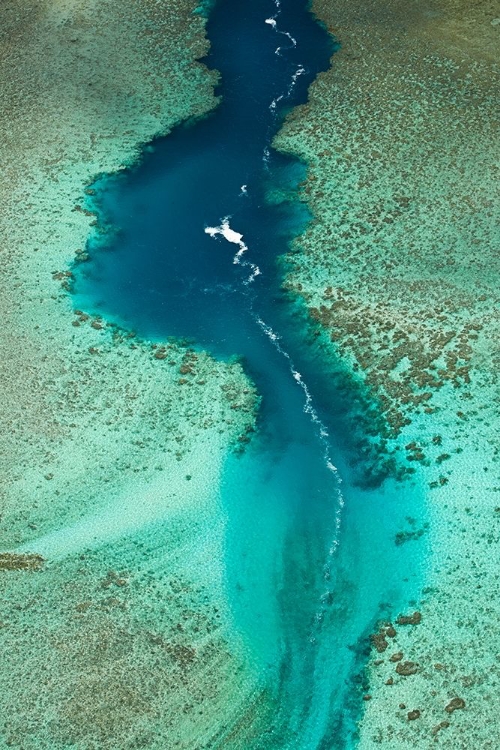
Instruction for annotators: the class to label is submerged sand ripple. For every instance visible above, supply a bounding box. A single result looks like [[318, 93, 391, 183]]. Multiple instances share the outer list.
[[0, 0, 261, 746]]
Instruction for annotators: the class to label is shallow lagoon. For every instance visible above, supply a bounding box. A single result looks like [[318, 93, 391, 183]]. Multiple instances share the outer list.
[[74, 0, 428, 744]]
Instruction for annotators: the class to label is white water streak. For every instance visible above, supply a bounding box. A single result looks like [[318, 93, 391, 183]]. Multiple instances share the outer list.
[[209, 6, 343, 587], [205, 218, 261, 285], [264, 2, 297, 57], [205, 218, 247, 262], [256, 314, 345, 589], [206, 216, 345, 643]]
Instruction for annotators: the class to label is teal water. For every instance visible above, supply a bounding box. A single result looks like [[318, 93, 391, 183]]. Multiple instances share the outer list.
[[74, 0, 427, 746]]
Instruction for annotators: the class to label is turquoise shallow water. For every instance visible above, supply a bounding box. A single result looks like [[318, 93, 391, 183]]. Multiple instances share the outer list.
[[74, 0, 427, 745]]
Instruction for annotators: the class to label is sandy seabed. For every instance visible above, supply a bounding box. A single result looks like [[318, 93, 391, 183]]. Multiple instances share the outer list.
[[0, 1, 262, 747]]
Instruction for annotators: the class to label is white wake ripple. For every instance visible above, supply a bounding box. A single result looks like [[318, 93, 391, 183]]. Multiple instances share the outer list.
[[204, 218, 345, 573], [205, 218, 261, 285]]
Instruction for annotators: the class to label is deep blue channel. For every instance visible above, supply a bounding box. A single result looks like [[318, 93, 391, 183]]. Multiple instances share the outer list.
[[74, 1, 426, 746]]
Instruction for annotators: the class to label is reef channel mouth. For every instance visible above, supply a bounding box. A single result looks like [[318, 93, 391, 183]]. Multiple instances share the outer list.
[[73, 0, 426, 746]]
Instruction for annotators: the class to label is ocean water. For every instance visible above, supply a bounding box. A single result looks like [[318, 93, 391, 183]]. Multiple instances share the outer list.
[[73, 0, 428, 746]]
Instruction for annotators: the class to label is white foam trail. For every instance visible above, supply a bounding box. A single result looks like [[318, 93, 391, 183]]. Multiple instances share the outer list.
[[205, 218, 262, 287], [255, 316, 342, 481], [269, 94, 284, 114], [275, 31, 297, 55], [264, 2, 298, 57], [293, 64, 306, 81], [205, 217, 262, 287], [256, 315, 345, 582], [206, 213, 345, 635], [205, 217, 248, 264], [255, 314, 346, 631], [263, 1, 305, 102], [245, 264, 261, 284], [283, 31, 297, 47], [279, 64, 307, 101]]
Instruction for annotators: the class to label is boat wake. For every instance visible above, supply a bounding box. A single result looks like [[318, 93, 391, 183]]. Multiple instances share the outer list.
[[205, 217, 345, 602]]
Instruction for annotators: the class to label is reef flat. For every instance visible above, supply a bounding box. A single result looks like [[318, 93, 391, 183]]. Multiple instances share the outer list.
[[276, 0, 500, 745], [0, 1, 259, 746]]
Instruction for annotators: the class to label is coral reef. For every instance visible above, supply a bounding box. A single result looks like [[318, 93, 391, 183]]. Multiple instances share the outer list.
[[275, 0, 500, 744], [0, 0, 259, 746]]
